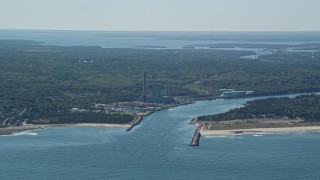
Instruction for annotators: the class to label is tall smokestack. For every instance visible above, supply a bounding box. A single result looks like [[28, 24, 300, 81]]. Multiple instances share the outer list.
[[143, 72, 147, 102]]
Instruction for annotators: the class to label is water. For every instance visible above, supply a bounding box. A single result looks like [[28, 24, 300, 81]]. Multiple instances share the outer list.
[[210, 47, 274, 59], [1, 30, 320, 179], [286, 48, 319, 53], [2, 30, 318, 60], [1, 93, 320, 179], [1, 30, 320, 49]]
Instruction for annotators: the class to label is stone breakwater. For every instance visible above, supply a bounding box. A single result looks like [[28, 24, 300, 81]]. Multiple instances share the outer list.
[[126, 116, 144, 131], [190, 124, 202, 146]]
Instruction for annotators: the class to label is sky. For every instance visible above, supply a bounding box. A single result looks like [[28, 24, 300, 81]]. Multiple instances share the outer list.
[[0, 0, 320, 31]]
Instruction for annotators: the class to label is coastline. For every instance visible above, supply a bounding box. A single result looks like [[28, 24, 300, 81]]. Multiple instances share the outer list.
[[201, 125, 320, 136], [0, 123, 130, 136], [190, 118, 320, 145], [0, 124, 50, 135], [0, 102, 188, 135], [197, 118, 320, 136], [2, 91, 320, 136], [62, 123, 130, 128]]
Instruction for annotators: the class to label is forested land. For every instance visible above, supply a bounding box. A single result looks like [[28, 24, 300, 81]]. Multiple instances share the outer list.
[[1, 40, 320, 125], [198, 95, 320, 122]]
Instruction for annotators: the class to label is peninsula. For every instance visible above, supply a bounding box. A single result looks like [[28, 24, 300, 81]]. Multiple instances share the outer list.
[[194, 94, 320, 135]]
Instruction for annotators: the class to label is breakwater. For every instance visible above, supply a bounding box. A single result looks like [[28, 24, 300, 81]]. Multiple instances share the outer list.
[[126, 116, 144, 131], [190, 124, 202, 146]]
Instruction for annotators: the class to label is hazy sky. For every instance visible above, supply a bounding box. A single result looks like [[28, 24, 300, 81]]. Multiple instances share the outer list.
[[1, 0, 320, 31]]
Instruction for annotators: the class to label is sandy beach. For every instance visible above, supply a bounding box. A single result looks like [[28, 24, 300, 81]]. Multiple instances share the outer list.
[[197, 118, 320, 136], [0, 123, 130, 135], [0, 124, 50, 135], [201, 126, 320, 135]]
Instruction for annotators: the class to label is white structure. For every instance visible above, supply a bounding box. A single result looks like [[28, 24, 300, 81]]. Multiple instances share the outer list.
[[220, 89, 254, 98]]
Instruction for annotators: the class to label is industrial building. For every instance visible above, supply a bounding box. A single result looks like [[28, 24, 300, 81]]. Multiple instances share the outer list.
[[146, 87, 174, 104], [141, 72, 174, 104], [220, 89, 254, 98]]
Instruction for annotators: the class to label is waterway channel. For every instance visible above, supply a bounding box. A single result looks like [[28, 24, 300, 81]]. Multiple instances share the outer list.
[[1, 92, 320, 179]]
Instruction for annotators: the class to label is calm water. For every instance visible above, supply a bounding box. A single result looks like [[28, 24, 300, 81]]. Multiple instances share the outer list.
[[1, 30, 320, 48], [1, 30, 319, 60], [1, 93, 320, 179]]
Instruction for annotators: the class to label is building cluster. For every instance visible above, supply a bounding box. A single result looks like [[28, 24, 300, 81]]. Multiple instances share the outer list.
[[0, 107, 24, 127], [94, 103, 154, 114], [141, 72, 174, 104], [145, 87, 174, 104], [70, 102, 168, 116]]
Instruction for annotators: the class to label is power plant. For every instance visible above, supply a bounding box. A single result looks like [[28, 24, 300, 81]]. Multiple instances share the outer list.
[[141, 72, 174, 104]]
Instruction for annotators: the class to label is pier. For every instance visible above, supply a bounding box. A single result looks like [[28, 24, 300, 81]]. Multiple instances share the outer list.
[[190, 124, 202, 146]]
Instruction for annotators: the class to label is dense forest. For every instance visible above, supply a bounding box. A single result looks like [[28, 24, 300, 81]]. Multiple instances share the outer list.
[[0, 40, 320, 125], [198, 95, 320, 122]]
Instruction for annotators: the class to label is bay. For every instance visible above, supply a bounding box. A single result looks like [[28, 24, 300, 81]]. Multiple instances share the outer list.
[[1, 30, 319, 49]]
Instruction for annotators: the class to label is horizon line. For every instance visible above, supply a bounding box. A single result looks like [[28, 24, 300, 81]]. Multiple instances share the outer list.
[[1, 28, 320, 33]]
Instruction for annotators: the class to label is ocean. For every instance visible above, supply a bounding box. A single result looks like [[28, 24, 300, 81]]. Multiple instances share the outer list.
[[1, 93, 320, 179]]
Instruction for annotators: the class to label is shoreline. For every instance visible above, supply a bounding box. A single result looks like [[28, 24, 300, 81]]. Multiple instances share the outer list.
[[62, 123, 130, 127], [2, 91, 320, 136], [201, 126, 320, 136], [190, 118, 320, 146], [0, 123, 130, 136], [0, 124, 50, 135], [190, 90, 320, 102], [197, 118, 320, 136]]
